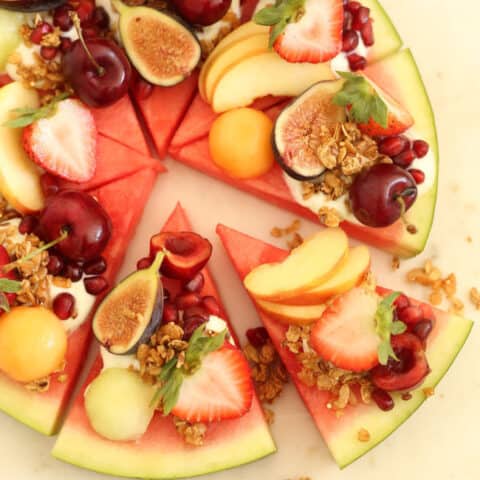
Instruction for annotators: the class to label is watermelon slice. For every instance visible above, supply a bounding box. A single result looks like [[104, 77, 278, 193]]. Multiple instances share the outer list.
[[216, 224, 473, 468], [57, 134, 164, 192], [169, 48, 437, 257], [52, 204, 276, 479], [91, 95, 150, 156], [0, 167, 161, 435]]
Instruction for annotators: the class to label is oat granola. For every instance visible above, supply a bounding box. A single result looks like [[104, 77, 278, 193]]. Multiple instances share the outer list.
[[173, 417, 207, 446]]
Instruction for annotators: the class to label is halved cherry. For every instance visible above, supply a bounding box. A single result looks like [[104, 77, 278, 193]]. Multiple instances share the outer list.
[[150, 232, 212, 281], [371, 333, 430, 392]]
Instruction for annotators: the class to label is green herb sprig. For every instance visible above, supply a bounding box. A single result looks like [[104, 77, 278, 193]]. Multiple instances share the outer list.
[[0, 279, 21, 313]]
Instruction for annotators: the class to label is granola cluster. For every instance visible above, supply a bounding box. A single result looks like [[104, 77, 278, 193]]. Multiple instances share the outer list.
[[173, 417, 207, 447], [271, 219, 304, 250]]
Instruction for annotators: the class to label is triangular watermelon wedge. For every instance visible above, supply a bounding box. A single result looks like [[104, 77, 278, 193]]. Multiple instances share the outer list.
[[216, 224, 472, 468], [52, 204, 276, 479], [0, 168, 161, 435], [57, 135, 164, 192]]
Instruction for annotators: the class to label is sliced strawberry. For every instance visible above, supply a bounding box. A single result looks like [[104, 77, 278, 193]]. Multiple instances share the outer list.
[[23, 99, 97, 183], [273, 0, 344, 63], [310, 287, 381, 372], [0, 245, 17, 307], [172, 345, 254, 423]]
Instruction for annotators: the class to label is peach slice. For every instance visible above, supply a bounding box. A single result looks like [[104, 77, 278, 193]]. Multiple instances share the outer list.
[[211, 52, 335, 113], [256, 300, 325, 326], [280, 246, 371, 306], [244, 228, 348, 302]]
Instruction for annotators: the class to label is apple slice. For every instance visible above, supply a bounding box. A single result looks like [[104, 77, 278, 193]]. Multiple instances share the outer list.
[[281, 245, 371, 306], [256, 300, 325, 326], [204, 33, 270, 102], [199, 21, 268, 99], [211, 52, 335, 113], [244, 228, 348, 302], [0, 82, 44, 214]]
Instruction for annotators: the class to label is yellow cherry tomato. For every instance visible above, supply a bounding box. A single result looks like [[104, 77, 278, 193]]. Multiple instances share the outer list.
[[0, 306, 67, 383], [209, 107, 275, 179]]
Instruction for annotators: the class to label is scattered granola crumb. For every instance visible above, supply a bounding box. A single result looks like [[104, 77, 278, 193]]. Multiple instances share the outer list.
[[423, 387, 435, 398], [263, 407, 275, 425], [391, 256, 400, 271], [357, 428, 371, 442], [57, 373, 68, 383], [406, 224, 418, 235], [270, 219, 303, 249], [470, 288, 480, 310], [173, 417, 207, 446], [466, 236, 472, 243], [401, 392, 412, 401], [318, 206, 341, 228], [287, 232, 304, 251]]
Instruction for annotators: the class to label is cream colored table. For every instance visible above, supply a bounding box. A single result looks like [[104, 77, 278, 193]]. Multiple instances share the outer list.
[[1, 0, 479, 478]]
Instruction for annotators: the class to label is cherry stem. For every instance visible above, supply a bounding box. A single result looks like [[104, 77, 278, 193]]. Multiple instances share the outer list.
[[394, 189, 417, 235], [70, 12, 105, 77], [2, 230, 69, 273]]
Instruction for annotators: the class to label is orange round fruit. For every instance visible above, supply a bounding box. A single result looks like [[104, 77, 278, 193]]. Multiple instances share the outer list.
[[0, 306, 67, 383], [209, 107, 275, 179]]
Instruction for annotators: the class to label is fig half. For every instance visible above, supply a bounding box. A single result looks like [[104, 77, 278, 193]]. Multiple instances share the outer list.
[[273, 79, 346, 181], [92, 252, 165, 355], [113, 0, 201, 87]]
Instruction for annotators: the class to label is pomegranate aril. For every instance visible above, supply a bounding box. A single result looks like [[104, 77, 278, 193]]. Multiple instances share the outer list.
[[162, 302, 179, 324], [393, 149, 416, 168], [360, 19, 374, 46], [18, 215, 38, 235], [343, 10, 353, 30], [47, 255, 64, 275], [413, 319, 433, 342], [84, 275, 109, 295], [413, 140, 429, 158], [202, 295, 221, 316], [53, 5, 74, 31], [183, 305, 209, 322], [397, 305, 423, 326], [347, 53, 366, 71], [394, 294, 410, 312], [40, 46, 58, 61], [345, 1, 361, 13], [184, 272, 205, 293], [76, 0, 95, 23], [84, 257, 107, 275], [342, 30, 359, 52], [352, 6, 370, 30], [40, 173, 60, 197], [378, 136, 409, 157], [30, 22, 53, 44], [53, 292, 76, 320], [60, 37, 73, 53], [176, 292, 202, 310], [372, 388, 394, 411], [246, 327, 269, 348], [63, 264, 83, 282], [183, 316, 207, 340], [409, 168, 425, 185], [91, 6, 110, 29], [137, 256, 153, 270]]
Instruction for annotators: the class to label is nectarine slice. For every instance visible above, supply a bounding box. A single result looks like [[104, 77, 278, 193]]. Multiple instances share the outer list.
[[244, 228, 348, 302], [256, 300, 326, 326], [280, 246, 371, 306]]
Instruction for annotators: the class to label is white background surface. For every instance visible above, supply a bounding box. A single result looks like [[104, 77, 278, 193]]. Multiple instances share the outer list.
[[1, 0, 479, 479]]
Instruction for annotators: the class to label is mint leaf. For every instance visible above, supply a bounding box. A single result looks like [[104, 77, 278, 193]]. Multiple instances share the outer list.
[[391, 321, 407, 335], [0, 279, 21, 293], [185, 325, 227, 369], [254, 5, 284, 25], [155, 368, 184, 415], [333, 72, 388, 128], [0, 292, 10, 313]]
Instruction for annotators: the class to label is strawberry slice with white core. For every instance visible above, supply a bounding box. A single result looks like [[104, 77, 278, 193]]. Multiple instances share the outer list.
[[274, 0, 344, 64], [310, 287, 381, 372], [23, 99, 97, 183], [171, 345, 254, 423]]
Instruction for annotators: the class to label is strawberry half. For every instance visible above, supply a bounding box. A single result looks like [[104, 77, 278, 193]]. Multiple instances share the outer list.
[[0, 245, 17, 307], [272, 0, 344, 63], [23, 99, 97, 183], [171, 345, 254, 423], [310, 287, 381, 372]]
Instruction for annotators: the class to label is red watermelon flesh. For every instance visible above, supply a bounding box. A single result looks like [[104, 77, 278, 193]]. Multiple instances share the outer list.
[[133, 72, 199, 158], [0, 168, 160, 435], [216, 224, 473, 468], [91, 95, 150, 156], [52, 204, 276, 479], [0, 73, 12, 88], [57, 134, 164, 192]]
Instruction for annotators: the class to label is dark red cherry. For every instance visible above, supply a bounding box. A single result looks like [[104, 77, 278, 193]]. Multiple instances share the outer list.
[[170, 0, 232, 26]]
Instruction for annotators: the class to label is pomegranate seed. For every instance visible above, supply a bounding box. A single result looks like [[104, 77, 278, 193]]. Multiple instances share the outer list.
[[40, 173, 60, 197], [393, 149, 416, 168], [63, 264, 83, 282], [352, 6, 370, 30], [47, 255, 64, 275], [162, 302, 179, 324], [136, 256, 152, 270], [18, 215, 38, 235], [342, 30, 359, 52], [91, 6, 110, 29], [183, 316, 207, 340], [184, 272, 205, 293], [413, 140, 429, 158], [409, 168, 425, 185], [345, 1, 361, 13], [53, 5, 73, 31], [183, 305, 209, 322], [394, 293, 410, 311], [76, 0, 95, 23], [84, 275, 109, 295], [176, 292, 202, 310], [413, 319, 433, 342], [53, 292, 76, 320], [246, 327, 269, 348], [419, 303, 434, 321], [202, 295, 221, 316], [60, 37, 73, 53], [84, 257, 107, 275], [40, 46, 58, 61], [343, 10, 353, 30], [378, 136, 409, 157], [30, 22, 53, 44], [347, 53, 366, 71], [360, 19, 374, 46], [134, 79, 153, 100], [372, 388, 394, 411], [397, 305, 423, 326]]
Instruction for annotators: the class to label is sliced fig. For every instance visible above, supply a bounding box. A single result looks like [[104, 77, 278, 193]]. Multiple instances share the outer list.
[[114, 0, 201, 87], [273, 79, 346, 181], [92, 252, 165, 355]]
